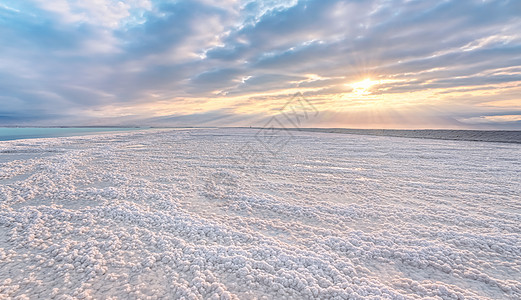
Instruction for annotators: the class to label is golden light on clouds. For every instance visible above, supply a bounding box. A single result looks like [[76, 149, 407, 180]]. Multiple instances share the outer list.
[[2, 0, 520, 129], [350, 78, 377, 96]]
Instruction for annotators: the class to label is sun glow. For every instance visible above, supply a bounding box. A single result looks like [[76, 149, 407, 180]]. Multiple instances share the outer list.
[[350, 78, 377, 95]]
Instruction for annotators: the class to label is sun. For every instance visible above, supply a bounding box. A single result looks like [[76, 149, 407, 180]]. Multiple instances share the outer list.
[[350, 78, 377, 95]]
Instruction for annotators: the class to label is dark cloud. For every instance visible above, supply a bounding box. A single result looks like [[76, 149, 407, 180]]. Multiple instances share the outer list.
[[142, 109, 265, 127]]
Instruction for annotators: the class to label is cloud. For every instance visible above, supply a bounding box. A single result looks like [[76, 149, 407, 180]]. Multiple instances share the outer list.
[[0, 0, 520, 128], [190, 68, 243, 93], [142, 109, 266, 127]]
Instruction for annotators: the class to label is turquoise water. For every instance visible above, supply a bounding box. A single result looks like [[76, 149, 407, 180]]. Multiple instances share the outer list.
[[0, 127, 147, 141]]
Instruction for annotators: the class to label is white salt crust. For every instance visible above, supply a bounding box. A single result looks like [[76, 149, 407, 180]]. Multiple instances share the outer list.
[[0, 128, 520, 299]]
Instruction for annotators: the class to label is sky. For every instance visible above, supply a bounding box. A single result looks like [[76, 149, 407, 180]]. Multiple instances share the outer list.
[[1, 0, 521, 129]]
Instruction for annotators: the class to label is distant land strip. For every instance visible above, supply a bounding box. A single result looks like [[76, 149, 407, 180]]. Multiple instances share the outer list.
[[272, 128, 521, 144]]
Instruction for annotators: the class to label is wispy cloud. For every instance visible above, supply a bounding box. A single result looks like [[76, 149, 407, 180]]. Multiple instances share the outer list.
[[1, 0, 520, 128]]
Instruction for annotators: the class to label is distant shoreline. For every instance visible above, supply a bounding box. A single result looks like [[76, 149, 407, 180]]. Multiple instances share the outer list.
[[0, 126, 145, 128], [273, 127, 521, 144], [0, 127, 150, 142], [2, 126, 521, 144]]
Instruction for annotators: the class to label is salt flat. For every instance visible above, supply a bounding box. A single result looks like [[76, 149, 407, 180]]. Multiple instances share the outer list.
[[0, 128, 520, 299]]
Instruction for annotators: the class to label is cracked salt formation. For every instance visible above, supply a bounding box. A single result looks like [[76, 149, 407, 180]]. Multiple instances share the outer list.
[[0, 128, 520, 299]]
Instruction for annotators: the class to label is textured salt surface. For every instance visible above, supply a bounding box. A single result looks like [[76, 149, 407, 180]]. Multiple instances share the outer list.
[[0, 128, 520, 299]]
